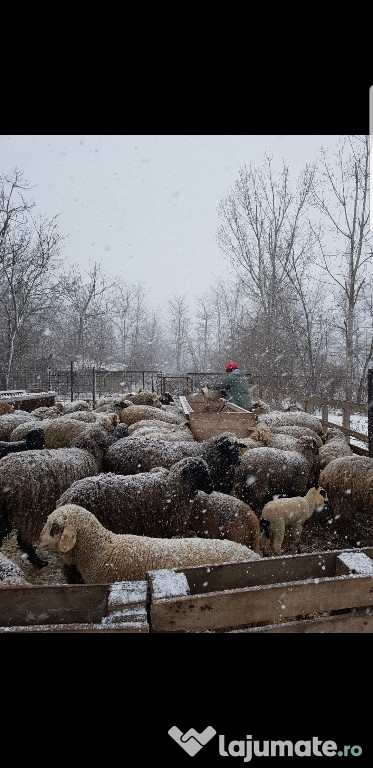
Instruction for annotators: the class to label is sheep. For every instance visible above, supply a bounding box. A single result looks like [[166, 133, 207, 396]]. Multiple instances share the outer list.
[[251, 398, 271, 415], [0, 439, 104, 568], [127, 424, 196, 442], [318, 428, 353, 470], [96, 423, 129, 450], [259, 486, 328, 556], [39, 504, 261, 584], [258, 410, 324, 436], [186, 490, 261, 553], [238, 423, 272, 452], [10, 416, 118, 449], [103, 431, 242, 494], [0, 401, 15, 415], [127, 418, 191, 435], [119, 404, 184, 426], [58, 400, 91, 414], [319, 455, 373, 547], [0, 552, 31, 585], [0, 411, 36, 441], [56, 456, 215, 539], [270, 425, 324, 448], [29, 405, 64, 419], [124, 391, 163, 408], [231, 435, 320, 515], [159, 392, 174, 405], [0, 428, 45, 459]]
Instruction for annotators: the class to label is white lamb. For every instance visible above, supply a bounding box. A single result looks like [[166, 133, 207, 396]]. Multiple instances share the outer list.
[[259, 486, 328, 556], [39, 504, 261, 583]]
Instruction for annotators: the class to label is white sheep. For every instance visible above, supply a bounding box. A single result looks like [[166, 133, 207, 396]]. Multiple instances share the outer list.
[[270, 425, 324, 448], [10, 415, 117, 449], [0, 439, 103, 568], [39, 504, 261, 583], [119, 404, 184, 426], [231, 436, 320, 514], [318, 428, 353, 470], [103, 431, 242, 494], [259, 486, 328, 556], [0, 411, 35, 440], [258, 410, 324, 436], [56, 456, 214, 539]]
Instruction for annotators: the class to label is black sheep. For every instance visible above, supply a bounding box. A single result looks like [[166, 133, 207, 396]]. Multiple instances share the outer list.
[[0, 428, 45, 459]]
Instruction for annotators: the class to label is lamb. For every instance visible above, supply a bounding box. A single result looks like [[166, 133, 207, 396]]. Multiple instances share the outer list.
[[103, 431, 242, 494], [39, 504, 261, 584], [319, 455, 373, 546], [318, 428, 353, 470], [258, 410, 324, 436], [186, 490, 261, 553], [231, 436, 320, 515], [0, 428, 45, 459], [0, 438, 104, 568], [56, 456, 215, 538], [259, 486, 328, 556]]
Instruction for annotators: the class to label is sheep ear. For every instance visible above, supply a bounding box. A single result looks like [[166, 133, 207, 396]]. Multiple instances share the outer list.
[[58, 523, 77, 553]]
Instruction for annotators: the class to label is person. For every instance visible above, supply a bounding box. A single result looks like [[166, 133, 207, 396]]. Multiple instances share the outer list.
[[205, 361, 252, 411]]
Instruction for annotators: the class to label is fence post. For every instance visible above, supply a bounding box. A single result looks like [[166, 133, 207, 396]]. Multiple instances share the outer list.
[[368, 367, 373, 458], [48, 366, 51, 391], [321, 403, 328, 424], [342, 404, 351, 443], [70, 361, 74, 402], [92, 366, 96, 409]]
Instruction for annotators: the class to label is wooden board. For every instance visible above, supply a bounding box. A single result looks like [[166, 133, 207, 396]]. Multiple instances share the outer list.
[[148, 548, 373, 633], [188, 411, 256, 441], [0, 580, 149, 633]]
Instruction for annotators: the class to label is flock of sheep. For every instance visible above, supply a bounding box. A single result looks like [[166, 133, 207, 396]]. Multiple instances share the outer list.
[[0, 389, 371, 589]]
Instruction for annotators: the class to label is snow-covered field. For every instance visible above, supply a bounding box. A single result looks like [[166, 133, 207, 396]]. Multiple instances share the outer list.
[[314, 407, 368, 450]]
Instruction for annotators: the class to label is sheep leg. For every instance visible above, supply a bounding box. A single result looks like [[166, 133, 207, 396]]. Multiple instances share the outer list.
[[62, 563, 84, 584], [291, 522, 303, 554], [16, 532, 48, 568]]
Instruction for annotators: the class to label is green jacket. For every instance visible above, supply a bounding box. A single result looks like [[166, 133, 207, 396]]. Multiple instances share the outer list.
[[208, 369, 252, 411]]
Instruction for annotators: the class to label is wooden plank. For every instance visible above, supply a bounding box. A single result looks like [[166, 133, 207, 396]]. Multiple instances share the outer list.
[[188, 412, 256, 441], [228, 609, 373, 633], [160, 548, 373, 594], [0, 584, 110, 626], [150, 574, 373, 633], [0, 616, 149, 633]]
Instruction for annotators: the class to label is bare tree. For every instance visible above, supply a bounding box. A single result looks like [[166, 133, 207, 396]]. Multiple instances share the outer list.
[[168, 295, 189, 372], [217, 156, 316, 385], [0, 170, 63, 388], [312, 135, 372, 400], [59, 262, 114, 368]]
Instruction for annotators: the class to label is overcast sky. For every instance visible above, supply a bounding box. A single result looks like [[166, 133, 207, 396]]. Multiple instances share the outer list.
[[0, 134, 343, 311]]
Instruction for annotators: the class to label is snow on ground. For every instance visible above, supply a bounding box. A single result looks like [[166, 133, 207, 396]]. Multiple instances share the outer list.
[[313, 407, 368, 450]]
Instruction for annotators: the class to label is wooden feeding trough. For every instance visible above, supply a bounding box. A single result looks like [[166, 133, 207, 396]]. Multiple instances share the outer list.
[[179, 393, 257, 442], [148, 548, 373, 633]]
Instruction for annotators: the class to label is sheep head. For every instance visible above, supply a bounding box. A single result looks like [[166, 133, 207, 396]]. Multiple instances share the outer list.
[[171, 456, 213, 497]]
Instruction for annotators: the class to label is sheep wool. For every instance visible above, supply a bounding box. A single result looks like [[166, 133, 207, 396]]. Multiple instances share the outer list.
[[319, 455, 373, 546], [0, 445, 102, 567], [258, 410, 324, 436], [231, 436, 320, 514], [103, 431, 241, 494], [187, 490, 261, 553], [56, 456, 215, 538], [39, 504, 261, 583]]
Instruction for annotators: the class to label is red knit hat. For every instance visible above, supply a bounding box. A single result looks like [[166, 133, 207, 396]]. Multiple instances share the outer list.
[[226, 361, 238, 372]]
